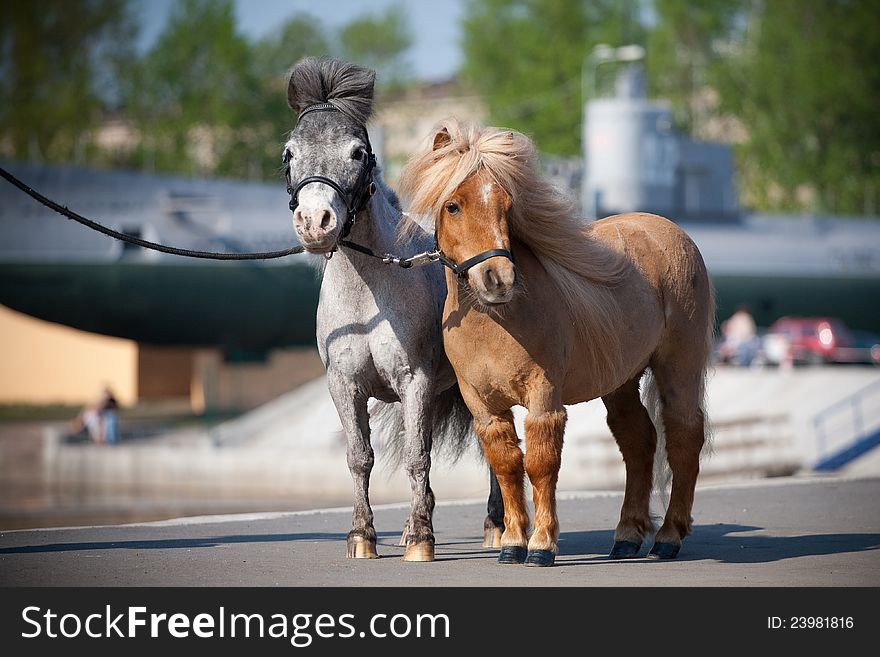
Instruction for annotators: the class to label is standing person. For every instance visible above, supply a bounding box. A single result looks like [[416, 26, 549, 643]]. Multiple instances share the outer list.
[[722, 304, 758, 366], [98, 387, 120, 445]]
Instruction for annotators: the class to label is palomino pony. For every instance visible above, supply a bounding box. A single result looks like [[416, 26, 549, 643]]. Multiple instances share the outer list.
[[282, 60, 503, 561], [399, 119, 715, 566]]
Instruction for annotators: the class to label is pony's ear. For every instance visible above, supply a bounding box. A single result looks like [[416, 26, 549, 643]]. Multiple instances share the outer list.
[[432, 127, 452, 151]]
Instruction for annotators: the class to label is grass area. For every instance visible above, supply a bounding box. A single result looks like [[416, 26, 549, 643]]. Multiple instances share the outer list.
[[0, 402, 242, 427], [0, 404, 81, 422]]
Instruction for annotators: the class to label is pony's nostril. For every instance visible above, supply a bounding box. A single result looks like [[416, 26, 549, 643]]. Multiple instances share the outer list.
[[485, 267, 499, 290], [320, 210, 333, 230]]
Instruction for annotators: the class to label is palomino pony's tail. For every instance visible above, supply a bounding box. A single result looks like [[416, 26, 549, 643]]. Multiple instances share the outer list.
[[371, 384, 476, 469], [643, 284, 717, 515]]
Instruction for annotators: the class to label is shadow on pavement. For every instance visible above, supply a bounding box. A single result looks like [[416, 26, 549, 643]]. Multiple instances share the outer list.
[[0, 531, 400, 555], [556, 524, 880, 564], [3, 524, 878, 565]]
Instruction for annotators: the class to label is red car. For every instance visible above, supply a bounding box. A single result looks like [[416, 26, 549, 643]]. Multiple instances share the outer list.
[[766, 317, 880, 366]]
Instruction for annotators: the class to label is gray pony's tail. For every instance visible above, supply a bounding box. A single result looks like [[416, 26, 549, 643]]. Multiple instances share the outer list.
[[370, 384, 476, 468], [641, 369, 669, 508]]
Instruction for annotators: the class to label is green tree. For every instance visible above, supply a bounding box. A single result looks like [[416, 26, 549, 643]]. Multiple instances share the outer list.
[[716, 0, 880, 214], [338, 4, 413, 88], [646, 0, 744, 133], [125, 0, 260, 177], [461, 0, 641, 156], [0, 0, 134, 162], [252, 13, 330, 87], [125, 3, 411, 179]]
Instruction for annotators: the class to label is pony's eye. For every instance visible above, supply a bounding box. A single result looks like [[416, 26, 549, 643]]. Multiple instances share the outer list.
[[445, 202, 460, 215], [282, 149, 292, 165], [352, 148, 366, 162]]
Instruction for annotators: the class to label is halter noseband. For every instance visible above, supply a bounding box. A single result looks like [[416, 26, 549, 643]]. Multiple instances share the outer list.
[[433, 244, 516, 278], [285, 103, 377, 246]]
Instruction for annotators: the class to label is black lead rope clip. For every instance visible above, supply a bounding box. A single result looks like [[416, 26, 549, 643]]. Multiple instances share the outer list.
[[381, 254, 412, 268]]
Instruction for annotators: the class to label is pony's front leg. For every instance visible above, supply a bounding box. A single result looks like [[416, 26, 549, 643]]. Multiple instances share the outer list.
[[400, 381, 436, 562], [473, 410, 530, 564], [328, 378, 378, 559], [524, 407, 566, 567]]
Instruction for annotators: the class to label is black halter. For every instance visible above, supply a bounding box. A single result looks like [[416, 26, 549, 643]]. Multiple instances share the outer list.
[[285, 103, 377, 248], [432, 243, 516, 278]]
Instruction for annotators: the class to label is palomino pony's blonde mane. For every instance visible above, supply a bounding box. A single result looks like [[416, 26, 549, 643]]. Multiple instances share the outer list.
[[398, 118, 631, 388]]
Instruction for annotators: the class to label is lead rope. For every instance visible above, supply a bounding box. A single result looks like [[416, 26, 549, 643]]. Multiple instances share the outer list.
[[0, 166, 305, 261], [1, 165, 508, 273], [0, 165, 442, 267]]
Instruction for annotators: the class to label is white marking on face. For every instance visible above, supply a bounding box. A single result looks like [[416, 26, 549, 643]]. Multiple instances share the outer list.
[[480, 183, 505, 246], [481, 182, 493, 206]]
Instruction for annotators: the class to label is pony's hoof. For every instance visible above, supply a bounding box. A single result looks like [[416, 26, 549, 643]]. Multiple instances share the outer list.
[[482, 526, 503, 549], [498, 546, 527, 564], [609, 540, 641, 559], [525, 550, 555, 567], [647, 542, 680, 560], [346, 535, 379, 559], [403, 542, 435, 562]]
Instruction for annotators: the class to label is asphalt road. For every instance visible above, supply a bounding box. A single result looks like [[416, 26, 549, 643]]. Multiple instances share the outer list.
[[1, 475, 878, 587]]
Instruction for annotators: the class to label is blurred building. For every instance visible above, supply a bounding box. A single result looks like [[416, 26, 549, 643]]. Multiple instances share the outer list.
[[577, 60, 880, 332], [0, 304, 138, 406], [582, 65, 738, 223], [373, 79, 486, 184]]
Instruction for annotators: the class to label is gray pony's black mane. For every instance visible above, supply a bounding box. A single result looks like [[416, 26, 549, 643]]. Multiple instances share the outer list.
[[287, 57, 376, 125]]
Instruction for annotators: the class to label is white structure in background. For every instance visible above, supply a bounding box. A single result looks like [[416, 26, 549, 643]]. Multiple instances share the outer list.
[[582, 44, 739, 223]]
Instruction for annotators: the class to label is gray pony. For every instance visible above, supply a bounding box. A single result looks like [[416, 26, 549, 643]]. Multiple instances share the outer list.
[[282, 57, 503, 561]]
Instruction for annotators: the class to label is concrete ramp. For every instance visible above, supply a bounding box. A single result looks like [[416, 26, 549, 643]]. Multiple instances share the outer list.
[[43, 367, 880, 506]]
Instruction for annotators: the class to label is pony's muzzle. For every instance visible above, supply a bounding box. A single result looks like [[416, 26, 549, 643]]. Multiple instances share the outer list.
[[470, 259, 516, 305], [292, 205, 340, 252]]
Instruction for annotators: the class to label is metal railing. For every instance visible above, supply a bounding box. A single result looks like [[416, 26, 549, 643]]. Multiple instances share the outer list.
[[813, 378, 880, 471]]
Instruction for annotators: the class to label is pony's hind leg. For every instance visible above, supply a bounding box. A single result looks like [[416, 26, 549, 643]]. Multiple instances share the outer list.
[[328, 378, 378, 559], [648, 362, 707, 559], [602, 375, 657, 559], [473, 410, 530, 564], [523, 407, 566, 566], [483, 468, 504, 548], [400, 382, 436, 562]]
